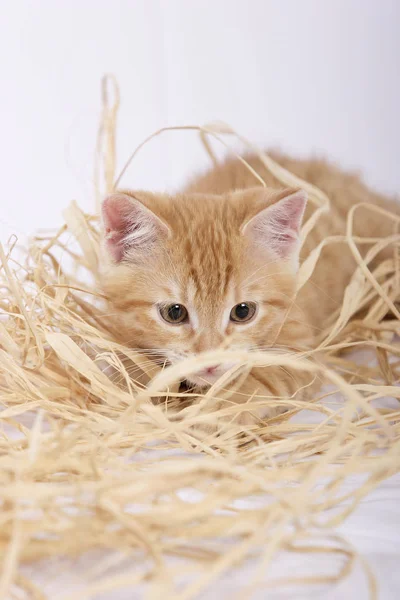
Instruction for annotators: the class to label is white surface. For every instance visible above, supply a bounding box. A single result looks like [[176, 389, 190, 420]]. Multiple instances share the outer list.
[[1, 1, 400, 598], [19, 472, 400, 599]]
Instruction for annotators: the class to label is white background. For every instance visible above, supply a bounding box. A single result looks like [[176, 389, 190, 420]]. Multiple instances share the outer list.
[[0, 0, 399, 243]]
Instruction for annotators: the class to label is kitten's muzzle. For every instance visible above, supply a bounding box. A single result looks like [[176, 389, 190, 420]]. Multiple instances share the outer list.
[[187, 362, 240, 387]]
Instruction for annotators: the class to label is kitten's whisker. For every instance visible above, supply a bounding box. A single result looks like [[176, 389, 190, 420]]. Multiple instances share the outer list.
[[111, 363, 162, 384], [242, 270, 293, 288], [115, 346, 167, 355], [122, 362, 162, 373], [260, 289, 313, 319], [241, 258, 284, 286], [253, 345, 310, 353], [305, 279, 342, 306], [117, 351, 166, 360]]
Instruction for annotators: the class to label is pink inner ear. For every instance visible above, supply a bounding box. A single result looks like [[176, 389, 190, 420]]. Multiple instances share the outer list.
[[271, 193, 306, 246], [276, 194, 306, 234], [246, 190, 307, 261], [102, 195, 135, 262], [103, 195, 131, 233], [102, 193, 168, 262]]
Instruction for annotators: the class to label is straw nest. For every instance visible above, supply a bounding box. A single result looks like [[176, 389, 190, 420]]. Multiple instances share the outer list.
[[1, 77, 399, 599]]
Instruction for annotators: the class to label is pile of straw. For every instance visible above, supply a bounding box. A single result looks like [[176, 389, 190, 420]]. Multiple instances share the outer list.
[[0, 77, 399, 599]]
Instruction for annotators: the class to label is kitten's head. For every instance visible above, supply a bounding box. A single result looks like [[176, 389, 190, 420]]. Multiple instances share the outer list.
[[101, 186, 307, 387]]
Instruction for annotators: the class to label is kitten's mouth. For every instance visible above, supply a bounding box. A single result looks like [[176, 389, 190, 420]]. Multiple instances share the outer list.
[[179, 379, 196, 393], [178, 373, 219, 391]]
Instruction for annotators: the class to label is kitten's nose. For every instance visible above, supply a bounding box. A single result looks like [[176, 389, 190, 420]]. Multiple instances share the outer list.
[[205, 365, 219, 374]]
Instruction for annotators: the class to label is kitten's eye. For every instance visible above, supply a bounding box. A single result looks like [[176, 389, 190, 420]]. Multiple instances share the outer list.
[[230, 302, 257, 323], [159, 303, 189, 324]]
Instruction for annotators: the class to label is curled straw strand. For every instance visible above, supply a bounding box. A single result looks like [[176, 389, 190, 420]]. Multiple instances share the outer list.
[[0, 77, 399, 599]]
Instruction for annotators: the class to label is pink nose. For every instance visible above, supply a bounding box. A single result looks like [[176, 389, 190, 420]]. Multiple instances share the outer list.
[[205, 365, 219, 374]]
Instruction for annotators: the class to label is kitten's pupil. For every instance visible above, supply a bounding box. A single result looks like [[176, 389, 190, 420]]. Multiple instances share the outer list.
[[230, 302, 257, 323], [159, 303, 188, 324], [236, 303, 249, 319], [169, 304, 184, 321]]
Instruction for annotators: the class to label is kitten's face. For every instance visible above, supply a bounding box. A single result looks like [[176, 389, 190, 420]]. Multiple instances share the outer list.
[[101, 187, 306, 387]]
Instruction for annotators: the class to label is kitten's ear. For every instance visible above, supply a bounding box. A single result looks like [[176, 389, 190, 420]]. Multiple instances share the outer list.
[[241, 189, 307, 268], [102, 193, 170, 262]]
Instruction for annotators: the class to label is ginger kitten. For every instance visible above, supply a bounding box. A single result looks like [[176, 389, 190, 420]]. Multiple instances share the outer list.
[[100, 153, 397, 392]]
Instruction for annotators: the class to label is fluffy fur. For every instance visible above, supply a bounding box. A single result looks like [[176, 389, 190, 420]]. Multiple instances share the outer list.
[[101, 152, 397, 395]]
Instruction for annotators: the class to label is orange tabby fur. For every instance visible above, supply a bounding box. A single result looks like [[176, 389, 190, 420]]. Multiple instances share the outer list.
[[101, 153, 397, 409]]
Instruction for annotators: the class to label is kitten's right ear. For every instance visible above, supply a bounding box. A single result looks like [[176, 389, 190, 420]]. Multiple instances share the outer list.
[[102, 193, 170, 262], [241, 188, 307, 270]]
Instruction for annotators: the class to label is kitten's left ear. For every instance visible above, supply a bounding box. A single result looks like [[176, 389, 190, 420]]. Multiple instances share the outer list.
[[241, 189, 307, 269]]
